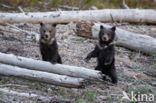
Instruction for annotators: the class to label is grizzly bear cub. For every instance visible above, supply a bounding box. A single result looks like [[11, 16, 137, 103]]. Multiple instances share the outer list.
[[85, 25, 117, 84], [39, 23, 62, 64]]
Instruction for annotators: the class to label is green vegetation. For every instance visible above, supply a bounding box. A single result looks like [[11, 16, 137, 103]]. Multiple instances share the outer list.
[[28, 82, 42, 90], [134, 87, 151, 94], [146, 52, 156, 58], [132, 63, 146, 72], [75, 89, 98, 103], [76, 99, 86, 103], [72, 37, 85, 43], [85, 89, 98, 101], [0, 0, 156, 12], [130, 101, 137, 103], [58, 87, 67, 95], [118, 74, 135, 83], [105, 93, 121, 101], [0, 91, 3, 95]]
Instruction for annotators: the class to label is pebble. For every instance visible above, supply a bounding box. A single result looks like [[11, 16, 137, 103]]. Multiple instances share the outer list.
[[151, 82, 156, 87]]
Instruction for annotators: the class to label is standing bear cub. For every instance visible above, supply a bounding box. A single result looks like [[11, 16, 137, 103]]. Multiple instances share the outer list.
[[39, 23, 62, 64], [85, 25, 117, 84]]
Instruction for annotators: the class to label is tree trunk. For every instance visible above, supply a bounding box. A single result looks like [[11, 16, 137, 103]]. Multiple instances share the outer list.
[[0, 63, 84, 88], [76, 21, 156, 54], [0, 52, 103, 81], [0, 9, 156, 24]]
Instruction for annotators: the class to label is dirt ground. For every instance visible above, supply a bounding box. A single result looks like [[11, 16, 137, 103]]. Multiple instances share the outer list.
[[0, 22, 156, 103]]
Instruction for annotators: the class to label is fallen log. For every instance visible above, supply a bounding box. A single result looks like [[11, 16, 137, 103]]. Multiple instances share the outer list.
[[0, 52, 103, 81], [0, 87, 51, 100], [0, 9, 156, 24], [0, 88, 74, 103], [0, 63, 84, 88], [76, 21, 156, 54]]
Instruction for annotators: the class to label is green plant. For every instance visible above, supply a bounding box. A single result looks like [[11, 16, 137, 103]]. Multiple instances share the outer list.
[[132, 63, 146, 72], [151, 63, 156, 69], [134, 87, 151, 94], [76, 99, 86, 103], [86, 89, 98, 101], [72, 37, 85, 43], [0, 91, 3, 95], [148, 52, 156, 58], [118, 75, 135, 83], [59, 87, 67, 95], [130, 100, 137, 103]]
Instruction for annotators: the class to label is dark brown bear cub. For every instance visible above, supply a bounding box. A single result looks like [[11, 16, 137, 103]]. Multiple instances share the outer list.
[[39, 23, 62, 64], [85, 25, 117, 84]]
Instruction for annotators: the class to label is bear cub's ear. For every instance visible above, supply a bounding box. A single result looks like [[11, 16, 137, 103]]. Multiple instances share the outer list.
[[40, 22, 44, 26], [100, 25, 104, 29], [111, 26, 116, 31], [52, 24, 57, 27]]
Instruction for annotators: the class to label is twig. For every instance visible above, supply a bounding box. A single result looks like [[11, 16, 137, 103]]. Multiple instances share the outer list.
[[18, 6, 25, 14], [0, 26, 20, 33], [122, 0, 130, 9], [110, 14, 128, 26], [0, 4, 13, 9], [6, 23, 40, 42], [90, 6, 98, 10], [0, 84, 28, 88], [110, 13, 118, 26], [59, 5, 79, 11]]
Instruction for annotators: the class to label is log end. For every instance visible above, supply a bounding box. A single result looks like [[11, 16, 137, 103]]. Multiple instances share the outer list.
[[76, 20, 95, 39]]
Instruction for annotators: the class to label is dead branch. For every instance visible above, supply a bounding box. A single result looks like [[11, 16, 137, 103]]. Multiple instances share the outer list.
[[18, 6, 25, 13], [122, 0, 130, 9], [59, 5, 79, 11], [6, 23, 40, 42]]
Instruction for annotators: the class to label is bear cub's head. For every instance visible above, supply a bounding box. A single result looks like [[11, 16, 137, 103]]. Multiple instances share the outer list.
[[99, 25, 116, 46], [40, 23, 57, 44]]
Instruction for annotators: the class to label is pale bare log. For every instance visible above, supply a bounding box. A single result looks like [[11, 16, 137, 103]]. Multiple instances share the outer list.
[[0, 63, 84, 88], [0, 88, 50, 99], [0, 88, 74, 103], [0, 52, 103, 81], [0, 9, 156, 24]]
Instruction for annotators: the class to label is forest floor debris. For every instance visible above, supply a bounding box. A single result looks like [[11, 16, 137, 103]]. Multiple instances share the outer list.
[[0, 23, 155, 103]]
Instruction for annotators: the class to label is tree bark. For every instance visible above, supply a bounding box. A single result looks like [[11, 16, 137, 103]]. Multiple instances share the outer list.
[[0, 52, 103, 81], [0, 9, 156, 24], [76, 21, 156, 54], [0, 63, 84, 88]]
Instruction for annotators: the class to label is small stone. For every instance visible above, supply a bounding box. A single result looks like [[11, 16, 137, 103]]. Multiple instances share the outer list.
[[151, 27, 156, 32], [151, 82, 156, 87], [97, 95, 108, 100]]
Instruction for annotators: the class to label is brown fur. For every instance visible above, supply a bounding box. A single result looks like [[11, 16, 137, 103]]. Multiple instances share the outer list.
[[39, 23, 62, 64], [85, 25, 118, 84]]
